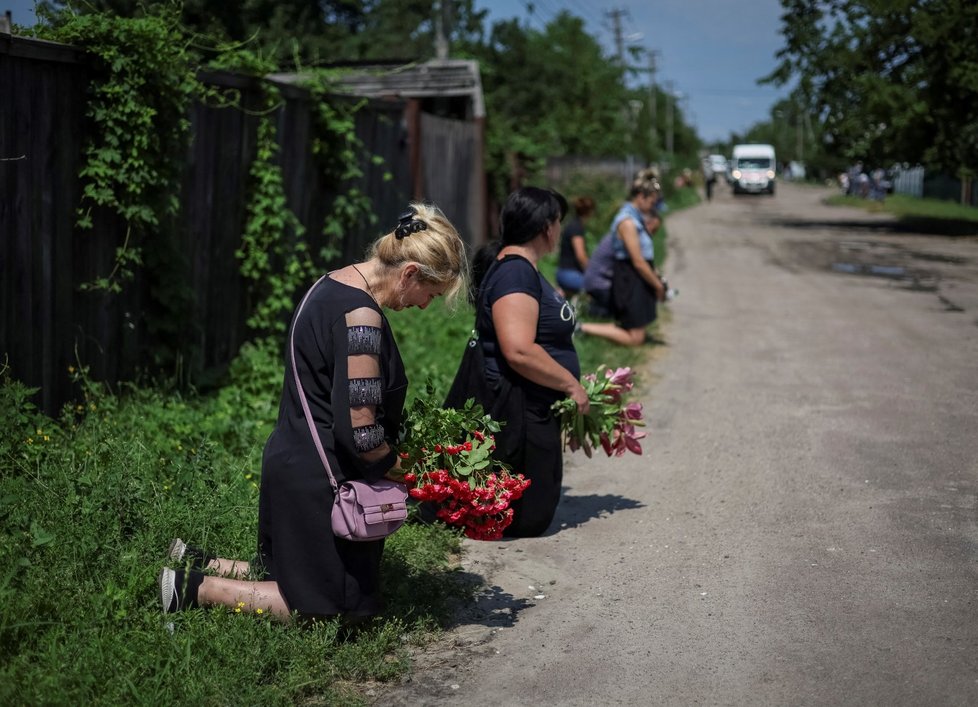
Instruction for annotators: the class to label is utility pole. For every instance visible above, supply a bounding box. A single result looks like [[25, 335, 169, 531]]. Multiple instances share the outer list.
[[606, 7, 628, 64], [796, 110, 804, 161], [435, 0, 452, 60], [648, 50, 658, 153], [665, 81, 675, 156]]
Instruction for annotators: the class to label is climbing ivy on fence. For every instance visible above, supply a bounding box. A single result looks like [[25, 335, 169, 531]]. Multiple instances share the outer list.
[[206, 48, 313, 335], [31, 10, 378, 349], [303, 74, 380, 260], [38, 10, 198, 292]]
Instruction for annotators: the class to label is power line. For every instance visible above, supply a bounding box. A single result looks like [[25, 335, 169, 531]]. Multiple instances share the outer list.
[[518, 1, 548, 31], [683, 87, 788, 96], [564, 0, 605, 28], [532, 0, 563, 25]]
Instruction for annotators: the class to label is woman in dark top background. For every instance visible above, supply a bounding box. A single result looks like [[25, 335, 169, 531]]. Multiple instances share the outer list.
[[470, 187, 589, 537], [159, 204, 467, 621], [555, 195, 596, 296]]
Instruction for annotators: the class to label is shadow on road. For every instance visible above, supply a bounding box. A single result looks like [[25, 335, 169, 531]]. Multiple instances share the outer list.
[[771, 216, 978, 237], [444, 577, 534, 630], [547, 491, 646, 534]]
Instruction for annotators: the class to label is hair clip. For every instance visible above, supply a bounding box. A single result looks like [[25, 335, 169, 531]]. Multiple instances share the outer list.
[[394, 209, 428, 239]]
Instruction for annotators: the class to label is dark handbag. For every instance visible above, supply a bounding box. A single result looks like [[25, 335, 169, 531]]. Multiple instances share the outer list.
[[443, 259, 523, 456], [290, 274, 408, 542], [443, 327, 494, 410]]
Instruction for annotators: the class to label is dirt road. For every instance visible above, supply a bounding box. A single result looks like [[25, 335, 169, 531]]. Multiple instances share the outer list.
[[373, 183, 978, 706]]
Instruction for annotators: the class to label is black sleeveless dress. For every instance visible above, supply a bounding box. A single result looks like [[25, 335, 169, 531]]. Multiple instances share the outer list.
[[257, 277, 407, 619]]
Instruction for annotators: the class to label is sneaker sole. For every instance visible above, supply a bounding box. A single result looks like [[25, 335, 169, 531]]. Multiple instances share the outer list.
[[166, 538, 186, 564], [158, 566, 177, 613]]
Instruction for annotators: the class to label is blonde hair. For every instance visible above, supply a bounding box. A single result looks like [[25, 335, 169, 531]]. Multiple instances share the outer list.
[[629, 177, 660, 198], [368, 202, 469, 304]]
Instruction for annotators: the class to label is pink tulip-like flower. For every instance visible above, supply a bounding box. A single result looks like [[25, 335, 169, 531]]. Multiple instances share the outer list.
[[623, 425, 645, 454], [554, 365, 647, 459], [606, 367, 634, 389], [623, 402, 643, 420]]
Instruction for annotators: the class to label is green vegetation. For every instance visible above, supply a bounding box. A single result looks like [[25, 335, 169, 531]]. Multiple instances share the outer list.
[[827, 193, 978, 223], [37, 10, 197, 292], [29, 1, 703, 210], [826, 193, 978, 236], [746, 1, 978, 181], [0, 357, 468, 705]]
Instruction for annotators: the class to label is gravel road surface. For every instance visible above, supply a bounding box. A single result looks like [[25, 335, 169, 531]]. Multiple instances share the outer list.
[[373, 182, 978, 706]]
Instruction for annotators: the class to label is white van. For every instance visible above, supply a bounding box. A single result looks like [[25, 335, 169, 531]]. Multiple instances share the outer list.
[[731, 144, 776, 195]]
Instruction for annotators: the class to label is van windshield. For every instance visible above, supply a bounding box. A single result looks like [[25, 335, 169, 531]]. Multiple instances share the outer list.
[[738, 157, 771, 169]]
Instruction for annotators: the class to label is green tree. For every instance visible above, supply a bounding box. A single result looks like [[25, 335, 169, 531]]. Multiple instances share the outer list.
[[36, 0, 489, 66], [765, 0, 978, 174], [465, 12, 633, 199]]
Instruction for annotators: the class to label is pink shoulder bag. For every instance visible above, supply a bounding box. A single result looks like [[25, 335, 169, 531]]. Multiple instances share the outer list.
[[290, 275, 408, 542]]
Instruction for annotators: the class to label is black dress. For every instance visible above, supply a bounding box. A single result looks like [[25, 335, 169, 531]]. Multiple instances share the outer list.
[[478, 255, 580, 537], [257, 276, 407, 619]]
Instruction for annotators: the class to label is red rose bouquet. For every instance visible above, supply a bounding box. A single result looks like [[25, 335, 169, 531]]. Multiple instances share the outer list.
[[398, 392, 530, 541], [552, 366, 646, 457]]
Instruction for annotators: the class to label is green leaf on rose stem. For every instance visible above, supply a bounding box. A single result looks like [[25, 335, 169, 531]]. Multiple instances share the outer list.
[[472, 459, 490, 470]]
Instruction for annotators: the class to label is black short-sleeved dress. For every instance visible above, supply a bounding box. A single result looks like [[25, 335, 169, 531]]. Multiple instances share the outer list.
[[478, 255, 580, 537], [257, 276, 407, 619]]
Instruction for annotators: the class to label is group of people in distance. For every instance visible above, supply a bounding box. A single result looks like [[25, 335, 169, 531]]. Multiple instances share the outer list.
[[558, 171, 670, 347], [157, 175, 669, 629]]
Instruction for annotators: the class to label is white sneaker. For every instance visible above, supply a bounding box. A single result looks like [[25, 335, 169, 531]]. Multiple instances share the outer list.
[[158, 567, 180, 613], [166, 538, 187, 563]]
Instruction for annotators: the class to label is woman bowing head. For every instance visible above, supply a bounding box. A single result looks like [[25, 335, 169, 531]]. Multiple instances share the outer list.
[[159, 203, 467, 624]]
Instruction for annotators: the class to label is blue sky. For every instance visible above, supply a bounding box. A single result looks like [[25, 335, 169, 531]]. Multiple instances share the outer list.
[[473, 0, 793, 145], [5, 0, 792, 144]]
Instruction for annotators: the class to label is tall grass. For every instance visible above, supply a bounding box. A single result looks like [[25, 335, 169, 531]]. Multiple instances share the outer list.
[[0, 361, 467, 705]]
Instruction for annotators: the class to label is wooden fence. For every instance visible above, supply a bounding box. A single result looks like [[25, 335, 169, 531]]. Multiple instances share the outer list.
[[2, 35, 480, 414]]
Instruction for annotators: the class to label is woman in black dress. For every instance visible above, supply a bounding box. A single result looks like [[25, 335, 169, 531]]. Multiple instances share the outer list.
[[470, 187, 589, 537], [159, 204, 467, 621]]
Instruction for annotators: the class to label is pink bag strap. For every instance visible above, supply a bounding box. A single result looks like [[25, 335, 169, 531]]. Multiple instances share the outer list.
[[289, 273, 340, 493]]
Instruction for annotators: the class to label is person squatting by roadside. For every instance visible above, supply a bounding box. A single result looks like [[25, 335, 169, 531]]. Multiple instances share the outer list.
[[159, 203, 468, 624]]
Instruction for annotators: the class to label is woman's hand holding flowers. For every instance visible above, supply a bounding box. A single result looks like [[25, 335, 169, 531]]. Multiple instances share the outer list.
[[552, 366, 646, 458]]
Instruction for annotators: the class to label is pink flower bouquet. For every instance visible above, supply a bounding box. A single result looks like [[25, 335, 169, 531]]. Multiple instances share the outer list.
[[552, 366, 646, 457], [398, 393, 530, 540]]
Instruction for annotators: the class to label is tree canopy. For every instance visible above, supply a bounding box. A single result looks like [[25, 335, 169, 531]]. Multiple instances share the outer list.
[[33, 0, 701, 198], [764, 0, 978, 174]]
